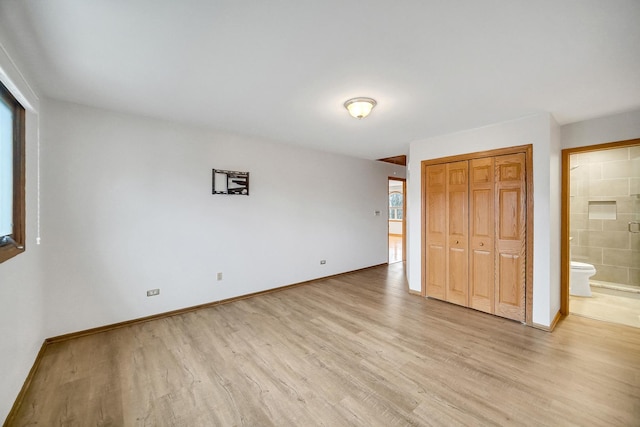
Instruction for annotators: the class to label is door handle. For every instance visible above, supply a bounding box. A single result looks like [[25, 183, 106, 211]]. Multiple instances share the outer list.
[[629, 221, 640, 233]]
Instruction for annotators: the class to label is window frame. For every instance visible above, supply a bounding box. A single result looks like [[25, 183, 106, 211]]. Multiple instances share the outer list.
[[0, 80, 26, 264], [389, 191, 403, 221]]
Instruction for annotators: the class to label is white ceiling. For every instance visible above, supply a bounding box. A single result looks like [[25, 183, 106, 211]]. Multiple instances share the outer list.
[[1, 0, 639, 160]]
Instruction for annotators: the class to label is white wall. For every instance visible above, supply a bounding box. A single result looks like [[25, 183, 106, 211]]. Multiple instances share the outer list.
[[561, 108, 640, 149], [388, 221, 403, 235], [548, 117, 562, 322], [407, 114, 561, 327], [40, 98, 405, 337], [0, 42, 44, 421]]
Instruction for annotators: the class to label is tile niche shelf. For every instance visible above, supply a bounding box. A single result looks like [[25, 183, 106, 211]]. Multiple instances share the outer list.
[[588, 200, 616, 220]]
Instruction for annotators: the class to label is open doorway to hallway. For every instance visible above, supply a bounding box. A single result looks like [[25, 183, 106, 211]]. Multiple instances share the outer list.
[[389, 178, 406, 263]]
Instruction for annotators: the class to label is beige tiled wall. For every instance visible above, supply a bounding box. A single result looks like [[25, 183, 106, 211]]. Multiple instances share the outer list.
[[569, 146, 640, 287]]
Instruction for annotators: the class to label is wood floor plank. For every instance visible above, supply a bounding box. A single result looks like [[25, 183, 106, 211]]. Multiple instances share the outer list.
[[7, 263, 640, 426]]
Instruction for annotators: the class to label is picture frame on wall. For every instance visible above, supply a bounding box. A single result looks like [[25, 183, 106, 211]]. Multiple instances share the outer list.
[[212, 169, 249, 195]]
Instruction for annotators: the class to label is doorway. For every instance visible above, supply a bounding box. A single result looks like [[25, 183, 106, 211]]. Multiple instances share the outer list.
[[388, 178, 406, 264], [561, 139, 640, 328]]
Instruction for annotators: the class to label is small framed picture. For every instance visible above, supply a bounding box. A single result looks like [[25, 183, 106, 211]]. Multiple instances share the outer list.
[[212, 169, 249, 195]]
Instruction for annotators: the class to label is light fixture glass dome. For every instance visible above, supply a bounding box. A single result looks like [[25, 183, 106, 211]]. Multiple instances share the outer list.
[[344, 97, 377, 119]]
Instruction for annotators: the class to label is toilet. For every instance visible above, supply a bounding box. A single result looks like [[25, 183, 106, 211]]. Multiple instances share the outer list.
[[570, 262, 596, 297]]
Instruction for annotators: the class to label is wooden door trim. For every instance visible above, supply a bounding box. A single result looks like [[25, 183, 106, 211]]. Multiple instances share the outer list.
[[421, 144, 534, 325], [420, 145, 532, 166], [421, 162, 428, 296], [525, 145, 534, 325], [402, 179, 407, 262], [560, 138, 640, 316]]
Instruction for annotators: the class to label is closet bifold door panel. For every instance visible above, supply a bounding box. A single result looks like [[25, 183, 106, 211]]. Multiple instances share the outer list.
[[425, 164, 446, 300], [422, 145, 529, 323], [469, 157, 495, 314], [446, 161, 469, 306], [494, 153, 526, 322]]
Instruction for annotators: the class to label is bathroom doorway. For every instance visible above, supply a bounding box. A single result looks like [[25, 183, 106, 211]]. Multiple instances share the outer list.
[[388, 178, 406, 264], [561, 139, 640, 328]]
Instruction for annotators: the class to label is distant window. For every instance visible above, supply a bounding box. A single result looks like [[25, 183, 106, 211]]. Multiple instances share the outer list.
[[0, 79, 26, 263], [389, 191, 403, 220]]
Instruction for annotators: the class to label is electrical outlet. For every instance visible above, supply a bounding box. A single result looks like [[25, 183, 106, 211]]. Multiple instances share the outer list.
[[146, 289, 160, 297], [217, 272, 223, 281], [320, 260, 326, 265]]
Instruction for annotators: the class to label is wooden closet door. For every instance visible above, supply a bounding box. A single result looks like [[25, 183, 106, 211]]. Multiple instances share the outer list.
[[495, 153, 526, 322], [425, 164, 446, 300], [446, 161, 469, 306], [469, 157, 495, 313]]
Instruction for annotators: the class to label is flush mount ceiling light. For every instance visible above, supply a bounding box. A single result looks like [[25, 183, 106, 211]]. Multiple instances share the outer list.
[[344, 97, 377, 119]]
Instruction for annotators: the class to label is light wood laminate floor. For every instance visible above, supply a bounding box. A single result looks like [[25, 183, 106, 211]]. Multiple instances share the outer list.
[[388, 234, 403, 264], [570, 283, 640, 329], [8, 263, 640, 426], [571, 290, 640, 328]]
